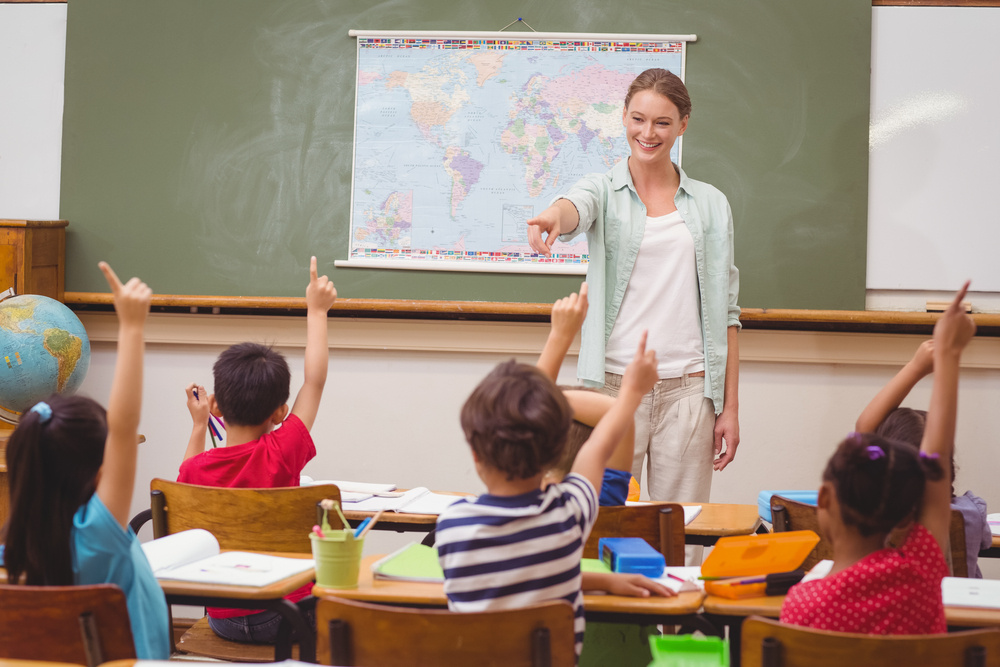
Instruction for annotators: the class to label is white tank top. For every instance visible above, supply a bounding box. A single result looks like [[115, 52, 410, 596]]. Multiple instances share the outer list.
[[605, 211, 705, 378]]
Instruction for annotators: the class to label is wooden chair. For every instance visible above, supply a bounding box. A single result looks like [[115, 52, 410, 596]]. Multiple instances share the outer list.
[[145, 478, 343, 662], [0, 583, 136, 667], [771, 495, 969, 577], [741, 616, 1000, 667], [584, 503, 686, 566], [315, 596, 576, 667]]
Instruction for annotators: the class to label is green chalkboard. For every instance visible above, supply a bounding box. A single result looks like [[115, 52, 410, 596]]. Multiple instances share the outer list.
[[61, 0, 870, 309]]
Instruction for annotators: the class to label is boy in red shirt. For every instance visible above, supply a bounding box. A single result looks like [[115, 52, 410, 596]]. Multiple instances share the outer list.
[[178, 256, 337, 643]]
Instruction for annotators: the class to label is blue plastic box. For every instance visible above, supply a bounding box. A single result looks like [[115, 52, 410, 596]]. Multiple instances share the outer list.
[[598, 537, 665, 577], [757, 490, 818, 523]]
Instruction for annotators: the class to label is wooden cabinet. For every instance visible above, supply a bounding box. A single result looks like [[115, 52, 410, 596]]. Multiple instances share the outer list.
[[0, 220, 68, 300]]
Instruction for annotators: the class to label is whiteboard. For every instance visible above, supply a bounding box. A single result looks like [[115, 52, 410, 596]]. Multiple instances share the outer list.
[[868, 6, 1000, 293], [0, 4, 66, 220]]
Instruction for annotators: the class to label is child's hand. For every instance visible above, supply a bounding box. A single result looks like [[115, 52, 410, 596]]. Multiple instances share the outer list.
[[933, 281, 976, 357], [99, 261, 151, 325], [605, 573, 676, 598], [550, 283, 588, 340], [621, 331, 658, 397], [908, 340, 935, 377], [185, 383, 210, 426], [305, 256, 337, 312]]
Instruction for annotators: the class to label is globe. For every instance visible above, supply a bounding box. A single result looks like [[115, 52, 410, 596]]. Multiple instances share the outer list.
[[0, 294, 91, 424]]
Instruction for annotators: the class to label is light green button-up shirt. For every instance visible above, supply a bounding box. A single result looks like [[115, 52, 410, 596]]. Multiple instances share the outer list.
[[558, 159, 740, 414]]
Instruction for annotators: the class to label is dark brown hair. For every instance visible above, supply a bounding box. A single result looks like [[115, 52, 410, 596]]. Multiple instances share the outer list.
[[823, 432, 944, 537], [875, 407, 956, 496], [624, 68, 692, 118], [461, 360, 572, 481], [1, 394, 108, 585], [213, 342, 290, 426]]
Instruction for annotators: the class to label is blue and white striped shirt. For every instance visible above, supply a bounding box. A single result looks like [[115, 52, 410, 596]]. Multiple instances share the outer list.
[[436, 473, 598, 657]]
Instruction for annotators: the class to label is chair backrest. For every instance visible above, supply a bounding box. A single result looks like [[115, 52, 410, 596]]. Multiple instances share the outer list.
[[770, 495, 831, 571], [772, 495, 969, 577], [741, 616, 1000, 667], [315, 597, 576, 667], [0, 583, 136, 667], [149, 478, 342, 552], [583, 503, 685, 566]]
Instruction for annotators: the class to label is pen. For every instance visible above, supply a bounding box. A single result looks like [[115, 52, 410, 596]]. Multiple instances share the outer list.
[[666, 573, 687, 583], [193, 387, 218, 448], [732, 577, 768, 585], [353, 517, 372, 538]]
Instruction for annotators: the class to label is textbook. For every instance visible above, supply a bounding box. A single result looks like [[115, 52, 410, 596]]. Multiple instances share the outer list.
[[371, 543, 444, 583], [342, 487, 465, 515], [141, 529, 314, 587]]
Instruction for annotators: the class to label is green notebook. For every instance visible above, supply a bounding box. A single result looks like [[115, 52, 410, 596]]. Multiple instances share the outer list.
[[581, 558, 612, 574], [372, 543, 444, 582]]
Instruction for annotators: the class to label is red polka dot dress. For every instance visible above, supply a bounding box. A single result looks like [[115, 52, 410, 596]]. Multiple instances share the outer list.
[[780, 524, 948, 634]]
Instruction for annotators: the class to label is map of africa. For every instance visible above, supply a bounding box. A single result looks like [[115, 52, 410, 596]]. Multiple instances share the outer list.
[[350, 36, 685, 272]]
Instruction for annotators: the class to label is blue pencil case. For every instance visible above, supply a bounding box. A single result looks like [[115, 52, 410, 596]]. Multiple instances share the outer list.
[[757, 490, 818, 523], [598, 537, 665, 578]]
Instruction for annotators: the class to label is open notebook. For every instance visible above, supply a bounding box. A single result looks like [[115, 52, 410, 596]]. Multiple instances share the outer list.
[[342, 487, 466, 515], [141, 529, 314, 587]]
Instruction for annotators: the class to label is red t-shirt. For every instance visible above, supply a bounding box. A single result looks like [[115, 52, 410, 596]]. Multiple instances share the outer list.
[[177, 414, 316, 618], [780, 523, 948, 634]]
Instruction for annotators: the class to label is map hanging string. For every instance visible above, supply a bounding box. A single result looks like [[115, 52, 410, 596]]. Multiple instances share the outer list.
[[498, 17, 536, 32]]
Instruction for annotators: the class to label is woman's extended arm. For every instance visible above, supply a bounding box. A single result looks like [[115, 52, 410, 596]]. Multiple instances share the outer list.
[[526, 199, 581, 255]]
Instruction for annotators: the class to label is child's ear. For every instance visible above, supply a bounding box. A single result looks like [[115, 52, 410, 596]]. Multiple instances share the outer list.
[[208, 394, 223, 419], [818, 482, 831, 510], [270, 403, 289, 425]]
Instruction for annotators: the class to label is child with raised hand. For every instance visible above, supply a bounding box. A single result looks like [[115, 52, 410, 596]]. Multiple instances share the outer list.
[[0, 263, 168, 659], [538, 284, 672, 600], [855, 339, 990, 578], [436, 331, 659, 658], [780, 283, 976, 634], [178, 256, 337, 644]]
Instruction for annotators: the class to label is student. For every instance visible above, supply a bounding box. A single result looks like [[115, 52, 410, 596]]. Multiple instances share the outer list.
[[0, 263, 168, 659], [435, 330, 658, 657], [538, 285, 671, 599], [178, 256, 337, 644], [855, 339, 990, 578], [780, 284, 975, 634]]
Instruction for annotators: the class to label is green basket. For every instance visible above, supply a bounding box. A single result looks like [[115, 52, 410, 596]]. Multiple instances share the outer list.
[[648, 635, 729, 667]]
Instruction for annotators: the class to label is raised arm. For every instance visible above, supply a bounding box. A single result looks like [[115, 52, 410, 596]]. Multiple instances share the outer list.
[[918, 282, 975, 550], [571, 332, 657, 492], [181, 383, 210, 462], [290, 256, 338, 430], [526, 199, 581, 256], [856, 340, 934, 433], [95, 262, 152, 529], [563, 390, 634, 474], [536, 283, 588, 381]]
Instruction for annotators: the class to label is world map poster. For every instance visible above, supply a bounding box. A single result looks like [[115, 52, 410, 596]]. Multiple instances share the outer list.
[[348, 33, 688, 273]]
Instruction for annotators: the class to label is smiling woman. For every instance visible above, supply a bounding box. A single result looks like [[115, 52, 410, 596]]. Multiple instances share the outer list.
[[526, 69, 741, 509]]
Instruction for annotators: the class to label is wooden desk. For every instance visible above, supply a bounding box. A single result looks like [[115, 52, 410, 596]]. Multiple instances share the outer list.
[[156, 552, 316, 662], [313, 554, 706, 626], [682, 503, 764, 545], [342, 500, 764, 547]]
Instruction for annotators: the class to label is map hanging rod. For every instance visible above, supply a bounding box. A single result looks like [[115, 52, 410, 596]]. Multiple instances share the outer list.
[[348, 29, 698, 43]]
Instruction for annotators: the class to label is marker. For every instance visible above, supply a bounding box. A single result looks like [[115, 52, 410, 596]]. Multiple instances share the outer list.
[[732, 577, 767, 585], [666, 573, 687, 583], [313, 524, 325, 539]]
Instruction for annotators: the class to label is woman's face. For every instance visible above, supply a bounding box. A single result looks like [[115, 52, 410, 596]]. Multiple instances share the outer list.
[[622, 90, 688, 167]]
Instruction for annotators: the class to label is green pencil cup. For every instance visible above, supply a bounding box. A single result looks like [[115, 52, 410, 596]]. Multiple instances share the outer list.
[[310, 531, 364, 589]]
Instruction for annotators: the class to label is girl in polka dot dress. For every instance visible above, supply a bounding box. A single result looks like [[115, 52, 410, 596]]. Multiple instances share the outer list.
[[780, 283, 976, 634]]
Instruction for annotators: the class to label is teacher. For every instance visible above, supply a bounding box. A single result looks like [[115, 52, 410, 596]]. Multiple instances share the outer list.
[[527, 68, 740, 505]]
